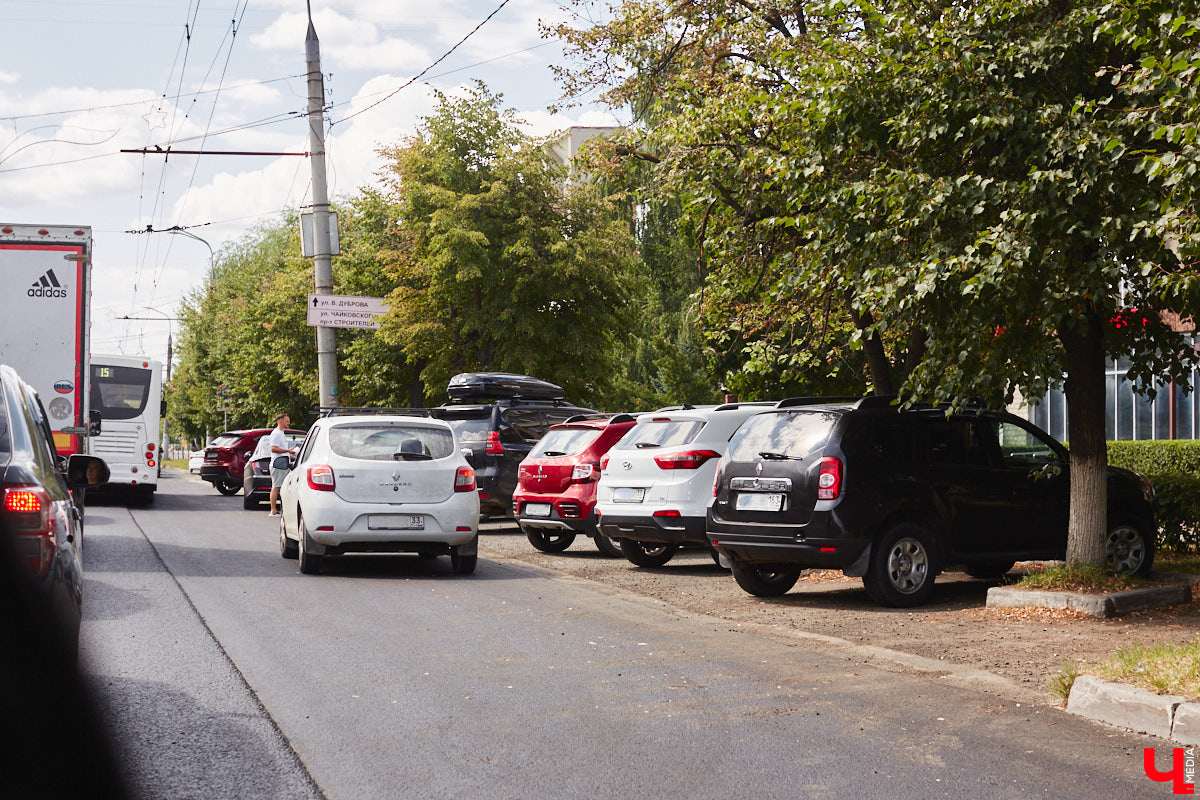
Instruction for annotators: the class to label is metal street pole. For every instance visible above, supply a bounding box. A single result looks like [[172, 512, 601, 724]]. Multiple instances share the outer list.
[[306, 3, 338, 410], [165, 227, 215, 285]]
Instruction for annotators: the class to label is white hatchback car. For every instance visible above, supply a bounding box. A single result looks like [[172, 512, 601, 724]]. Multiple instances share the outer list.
[[595, 402, 774, 567], [278, 414, 480, 575]]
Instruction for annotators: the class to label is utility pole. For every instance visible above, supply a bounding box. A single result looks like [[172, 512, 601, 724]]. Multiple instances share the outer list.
[[306, 2, 338, 409]]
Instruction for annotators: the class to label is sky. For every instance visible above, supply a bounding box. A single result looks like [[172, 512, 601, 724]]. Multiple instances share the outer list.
[[0, 0, 621, 380]]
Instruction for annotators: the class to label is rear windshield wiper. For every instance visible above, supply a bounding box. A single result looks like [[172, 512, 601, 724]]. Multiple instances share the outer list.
[[759, 451, 801, 461], [634, 442, 662, 449], [540, 450, 568, 457], [392, 452, 433, 461]]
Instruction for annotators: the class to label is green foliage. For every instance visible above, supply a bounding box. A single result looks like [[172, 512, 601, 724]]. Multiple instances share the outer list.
[[1050, 662, 1081, 702], [1108, 440, 1200, 552]]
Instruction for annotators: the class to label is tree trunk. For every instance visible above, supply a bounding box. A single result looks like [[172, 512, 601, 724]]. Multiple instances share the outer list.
[[844, 293, 894, 395], [1058, 308, 1108, 568]]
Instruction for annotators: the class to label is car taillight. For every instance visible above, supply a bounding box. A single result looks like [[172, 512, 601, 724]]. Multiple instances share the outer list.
[[486, 431, 503, 455], [817, 457, 842, 500], [3, 485, 55, 577], [455, 466, 476, 492], [652, 509, 681, 517], [307, 464, 336, 491], [600, 455, 610, 470], [571, 463, 599, 483], [146, 443, 156, 467], [713, 455, 727, 496], [654, 450, 720, 470]]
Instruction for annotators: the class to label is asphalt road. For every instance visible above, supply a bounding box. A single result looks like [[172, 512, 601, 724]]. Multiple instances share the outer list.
[[79, 469, 1169, 800]]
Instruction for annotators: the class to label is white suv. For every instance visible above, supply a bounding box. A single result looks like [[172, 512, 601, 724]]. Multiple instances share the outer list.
[[594, 402, 774, 567]]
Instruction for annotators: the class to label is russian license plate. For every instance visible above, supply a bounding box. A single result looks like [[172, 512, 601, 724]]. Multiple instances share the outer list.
[[735, 493, 783, 512], [611, 487, 646, 504], [524, 503, 552, 518], [367, 514, 424, 530]]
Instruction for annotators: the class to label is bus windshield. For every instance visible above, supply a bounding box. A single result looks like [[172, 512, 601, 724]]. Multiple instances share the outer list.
[[91, 364, 152, 420]]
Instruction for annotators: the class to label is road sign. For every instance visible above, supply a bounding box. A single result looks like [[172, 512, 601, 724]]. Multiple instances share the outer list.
[[306, 294, 388, 329]]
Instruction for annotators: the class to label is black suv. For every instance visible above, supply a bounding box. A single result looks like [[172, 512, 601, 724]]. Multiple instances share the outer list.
[[708, 396, 1157, 607], [433, 373, 597, 518]]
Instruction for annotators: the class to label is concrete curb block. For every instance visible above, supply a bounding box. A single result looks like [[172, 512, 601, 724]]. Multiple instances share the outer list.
[[985, 583, 1191, 618], [1067, 675, 1200, 745]]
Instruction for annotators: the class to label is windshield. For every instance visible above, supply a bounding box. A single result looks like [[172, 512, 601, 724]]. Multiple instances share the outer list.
[[611, 418, 705, 451], [209, 433, 242, 448], [91, 364, 152, 420], [441, 417, 491, 444], [726, 411, 838, 462], [328, 422, 455, 461], [529, 427, 601, 458]]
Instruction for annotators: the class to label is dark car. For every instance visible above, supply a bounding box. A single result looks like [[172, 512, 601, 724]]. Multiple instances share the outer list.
[[513, 413, 638, 557], [431, 373, 597, 518], [242, 433, 306, 509], [708, 396, 1157, 607], [0, 364, 109, 653], [200, 428, 305, 496]]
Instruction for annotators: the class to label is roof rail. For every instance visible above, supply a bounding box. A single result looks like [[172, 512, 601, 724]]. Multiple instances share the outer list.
[[314, 406, 438, 419], [563, 412, 611, 424], [713, 401, 775, 412], [774, 396, 864, 409], [608, 413, 637, 424]]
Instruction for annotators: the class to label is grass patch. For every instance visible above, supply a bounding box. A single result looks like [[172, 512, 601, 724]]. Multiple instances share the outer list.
[[1049, 662, 1081, 701], [162, 458, 188, 470], [1157, 551, 1200, 577], [1089, 639, 1200, 699], [1015, 565, 1151, 593]]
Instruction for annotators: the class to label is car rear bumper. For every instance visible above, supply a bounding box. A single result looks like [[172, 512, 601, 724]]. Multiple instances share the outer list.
[[596, 511, 707, 545], [705, 509, 871, 568], [302, 498, 479, 549], [517, 509, 597, 537], [199, 465, 234, 483]]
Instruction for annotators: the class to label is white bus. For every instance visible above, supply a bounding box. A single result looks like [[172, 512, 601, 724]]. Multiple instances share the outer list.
[[88, 355, 163, 504]]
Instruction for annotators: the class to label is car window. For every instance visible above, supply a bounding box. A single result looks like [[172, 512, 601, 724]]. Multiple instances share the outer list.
[[90, 364, 152, 420], [0, 388, 10, 455], [27, 388, 61, 468], [726, 411, 837, 461], [438, 413, 492, 444], [296, 426, 320, 464], [327, 422, 454, 461], [529, 427, 602, 458], [501, 409, 544, 443], [611, 418, 705, 450], [989, 419, 1063, 467], [923, 418, 990, 466], [209, 433, 242, 448]]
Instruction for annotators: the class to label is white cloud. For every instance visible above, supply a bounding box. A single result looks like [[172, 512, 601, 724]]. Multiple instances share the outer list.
[[0, 71, 18, 85], [252, 10, 433, 74]]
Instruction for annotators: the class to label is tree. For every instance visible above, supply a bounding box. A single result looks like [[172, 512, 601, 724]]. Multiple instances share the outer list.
[[551, 1, 1200, 567], [373, 83, 640, 406]]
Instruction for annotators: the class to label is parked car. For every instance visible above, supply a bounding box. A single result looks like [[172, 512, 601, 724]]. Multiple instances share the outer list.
[[242, 433, 306, 509], [188, 449, 205, 473], [0, 364, 109, 655], [432, 373, 597, 519], [708, 396, 1158, 607], [513, 413, 639, 557], [594, 402, 775, 567], [278, 413, 479, 575], [200, 427, 305, 496]]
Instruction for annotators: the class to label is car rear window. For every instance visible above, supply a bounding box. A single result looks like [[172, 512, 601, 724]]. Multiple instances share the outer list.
[[611, 418, 705, 450], [328, 423, 455, 461], [726, 410, 838, 461], [440, 417, 491, 444], [529, 427, 601, 458], [209, 434, 242, 448]]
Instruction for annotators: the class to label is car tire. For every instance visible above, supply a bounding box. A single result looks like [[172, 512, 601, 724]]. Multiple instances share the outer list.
[[279, 514, 298, 559], [592, 534, 623, 558], [619, 539, 678, 568], [216, 481, 240, 496], [525, 529, 576, 553], [730, 561, 802, 596], [243, 493, 261, 510], [451, 552, 477, 575], [1106, 514, 1155, 576], [863, 523, 937, 607], [298, 516, 322, 575], [963, 561, 1014, 580]]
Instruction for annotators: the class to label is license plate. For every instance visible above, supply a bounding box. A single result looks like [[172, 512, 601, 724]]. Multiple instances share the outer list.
[[367, 514, 424, 530], [524, 503, 552, 518], [735, 493, 783, 512], [611, 487, 645, 504]]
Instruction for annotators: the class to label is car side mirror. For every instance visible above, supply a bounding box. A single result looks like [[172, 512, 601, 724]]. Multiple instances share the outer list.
[[67, 454, 110, 487], [89, 408, 102, 436]]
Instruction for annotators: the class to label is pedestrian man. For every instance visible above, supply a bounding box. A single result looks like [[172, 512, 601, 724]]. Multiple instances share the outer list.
[[267, 412, 293, 517]]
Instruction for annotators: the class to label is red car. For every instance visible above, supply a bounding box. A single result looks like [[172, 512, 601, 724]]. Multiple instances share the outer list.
[[513, 413, 638, 557], [199, 428, 306, 496]]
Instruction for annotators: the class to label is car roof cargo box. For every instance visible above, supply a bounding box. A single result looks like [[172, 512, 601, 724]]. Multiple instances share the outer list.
[[446, 372, 565, 401]]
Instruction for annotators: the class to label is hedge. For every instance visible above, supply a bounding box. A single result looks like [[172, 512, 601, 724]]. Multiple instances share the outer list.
[[1108, 440, 1200, 553]]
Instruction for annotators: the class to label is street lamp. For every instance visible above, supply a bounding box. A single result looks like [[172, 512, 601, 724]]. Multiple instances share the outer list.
[[165, 227, 215, 284]]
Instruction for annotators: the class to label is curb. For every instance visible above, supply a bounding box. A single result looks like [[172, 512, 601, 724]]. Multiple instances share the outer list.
[[1068, 675, 1200, 745], [985, 576, 1194, 618]]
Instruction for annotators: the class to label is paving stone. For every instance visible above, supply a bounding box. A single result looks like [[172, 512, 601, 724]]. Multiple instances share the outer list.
[[1172, 703, 1200, 747]]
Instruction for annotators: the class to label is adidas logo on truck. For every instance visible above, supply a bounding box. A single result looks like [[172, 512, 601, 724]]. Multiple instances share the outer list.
[[28, 268, 68, 298]]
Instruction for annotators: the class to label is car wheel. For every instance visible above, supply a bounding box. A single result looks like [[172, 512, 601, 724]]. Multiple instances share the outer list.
[[243, 493, 261, 510], [963, 561, 1014, 580], [619, 539, 678, 568], [451, 551, 477, 575], [297, 516, 322, 575], [730, 561, 802, 596], [216, 481, 240, 496], [863, 523, 937, 607], [525, 528, 576, 553], [279, 514, 298, 559], [592, 534, 623, 558], [1106, 515, 1155, 576]]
